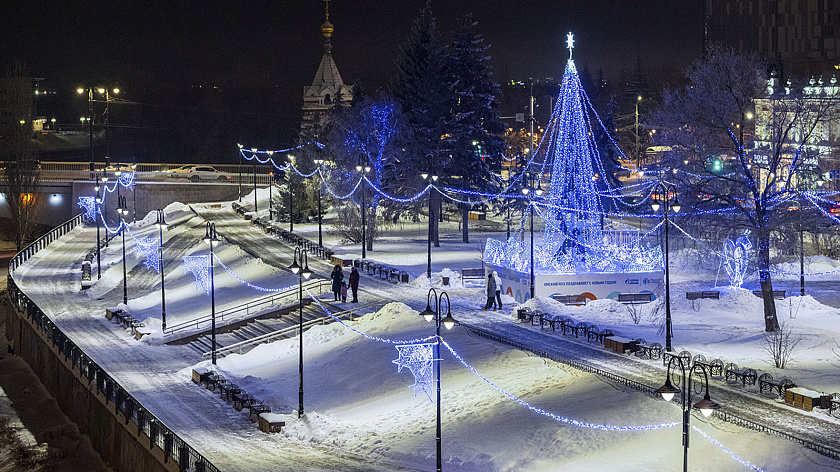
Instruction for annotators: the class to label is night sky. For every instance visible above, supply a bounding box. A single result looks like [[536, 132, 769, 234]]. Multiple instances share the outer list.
[[2, 0, 703, 155]]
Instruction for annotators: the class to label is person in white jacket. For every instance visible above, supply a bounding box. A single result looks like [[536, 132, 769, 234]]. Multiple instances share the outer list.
[[492, 271, 503, 310]]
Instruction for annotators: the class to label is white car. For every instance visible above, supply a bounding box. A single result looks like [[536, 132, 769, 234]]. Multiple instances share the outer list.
[[168, 165, 232, 182]]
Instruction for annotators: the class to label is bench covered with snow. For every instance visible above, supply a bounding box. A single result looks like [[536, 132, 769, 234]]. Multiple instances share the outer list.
[[604, 335, 637, 354], [785, 387, 830, 411], [724, 363, 757, 387], [552, 294, 588, 306], [685, 291, 720, 300], [752, 289, 786, 300], [461, 268, 485, 280], [758, 373, 795, 397], [617, 293, 653, 304], [258, 412, 286, 433]]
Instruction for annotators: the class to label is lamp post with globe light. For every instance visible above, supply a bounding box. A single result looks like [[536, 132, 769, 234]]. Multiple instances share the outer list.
[[289, 247, 312, 418], [522, 173, 543, 299], [651, 182, 680, 351], [418, 289, 457, 472], [155, 209, 168, 332], [202, 223, 221, 364], [421, 171, 439, 279], [656, 357, 721, 472]]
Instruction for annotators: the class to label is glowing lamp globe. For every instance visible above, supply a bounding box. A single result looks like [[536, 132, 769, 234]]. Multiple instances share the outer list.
[[656, 378, 680, 402]]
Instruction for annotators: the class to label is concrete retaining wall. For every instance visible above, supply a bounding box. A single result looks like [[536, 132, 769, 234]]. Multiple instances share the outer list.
[[4, 301, 179, 472]]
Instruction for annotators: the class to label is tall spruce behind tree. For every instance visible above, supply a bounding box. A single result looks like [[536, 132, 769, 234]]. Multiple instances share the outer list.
[[392, 2, 449, 246], [445, 14, 505, 243]]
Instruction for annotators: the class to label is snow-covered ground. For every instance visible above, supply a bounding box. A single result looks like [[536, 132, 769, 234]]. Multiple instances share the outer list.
[[9, 188, 840, 471]]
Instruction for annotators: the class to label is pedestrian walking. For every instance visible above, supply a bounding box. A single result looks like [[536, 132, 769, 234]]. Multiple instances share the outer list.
[[349, 267, 360, 303], [340, 282, 348, 303], [482, 272, 497, 311], [331, 265, 344, 301], [492, 270, 503, 310]]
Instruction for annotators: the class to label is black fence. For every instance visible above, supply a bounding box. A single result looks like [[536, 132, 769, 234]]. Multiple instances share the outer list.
[[8, 215, 219, 472], [463, 324, 840, 462]]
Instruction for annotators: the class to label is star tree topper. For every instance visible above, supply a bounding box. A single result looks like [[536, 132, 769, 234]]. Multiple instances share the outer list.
[[566, 32, 574, 58], [393, 343, 437, 403]]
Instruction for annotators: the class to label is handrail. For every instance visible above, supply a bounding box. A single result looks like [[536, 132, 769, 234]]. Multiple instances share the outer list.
[[7, 215, 220, 472], [164, 278, 329, 336]]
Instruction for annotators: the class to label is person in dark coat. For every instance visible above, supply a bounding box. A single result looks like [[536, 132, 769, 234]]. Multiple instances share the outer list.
[[482, 273, 497, 311], [349, 267, 360, 303], [330, 265, 344, 301]]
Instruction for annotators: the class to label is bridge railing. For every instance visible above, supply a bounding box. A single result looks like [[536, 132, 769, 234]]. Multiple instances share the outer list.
[[163, 278, 330, 338], [8, 215, 220, 472], [5, 161, 274, 185]]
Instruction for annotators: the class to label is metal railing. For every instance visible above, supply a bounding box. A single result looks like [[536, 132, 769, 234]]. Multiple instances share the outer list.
[[164, 278, 329, 337], [462, 324, 840, 462], [8, 215, 219, 472]]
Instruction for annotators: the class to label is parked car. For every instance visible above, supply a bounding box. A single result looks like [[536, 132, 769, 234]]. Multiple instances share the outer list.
[[168, 165, 232, 182], [103, 163, 135, 173]]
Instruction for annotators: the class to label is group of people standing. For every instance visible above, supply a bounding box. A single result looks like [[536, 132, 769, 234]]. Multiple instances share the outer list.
[[483, 270, 503, 311], [331, 265, 360, 303]]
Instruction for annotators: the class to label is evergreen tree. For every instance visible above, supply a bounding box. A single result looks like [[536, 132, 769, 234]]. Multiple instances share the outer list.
[[594, 95, 622, 191], [392, 1, 449, 246], [445, 14, 505, 243]]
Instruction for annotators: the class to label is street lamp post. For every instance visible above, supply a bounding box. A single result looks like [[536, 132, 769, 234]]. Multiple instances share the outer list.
[[155, 210, 168, 332], [656, 357, 721, 472], [237, 144, 243, 202], [314, 159, 324, 247], [356, 160, 371, 259], [77, 87, 94, 176], [100, 174, 109, 248], [93, 181, 103, 279], [522, 173, 543, 300], [418, 289, 457, 472], [289, 247, 312, 418], [421, 171, 439, 279], [268, 171, 274, 221], [251, 149, 258, 214], [288, 154, 296, 232], [202, 223, 221, 364], [116, 196, 129, 305], [651, 182, 681, 352]]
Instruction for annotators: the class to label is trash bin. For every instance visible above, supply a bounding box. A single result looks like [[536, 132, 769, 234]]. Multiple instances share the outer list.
[[442, 276, 450, 286]]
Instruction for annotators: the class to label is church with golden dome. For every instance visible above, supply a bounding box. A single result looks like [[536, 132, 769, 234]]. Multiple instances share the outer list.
[[300, 0, 354, 134]]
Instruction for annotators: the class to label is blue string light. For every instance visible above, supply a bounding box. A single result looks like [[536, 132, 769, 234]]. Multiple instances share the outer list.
[[691, 426, 767, 472], [216, 258, 299, 293]]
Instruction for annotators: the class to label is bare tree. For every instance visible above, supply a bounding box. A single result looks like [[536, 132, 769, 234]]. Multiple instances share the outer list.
[[762, 320, 802, 369], [0, 63, 42, 250], [652, 47, 838, 331]]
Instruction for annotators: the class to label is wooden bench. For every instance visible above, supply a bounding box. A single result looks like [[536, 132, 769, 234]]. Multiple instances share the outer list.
[[724, 363, 757, 387], [552, 294, 588, 306], [521, 310, 543, 326], [758, 373, 795, 397], [461, 268, 485, 281], [604, 336, 638, 354], [633, 339, 663, 360], [752, 289, 786, 300], [204, 373, 223, 391], [663, 350, 692, 368], [258, 412, 286, 433], [330, 255, 354, 268], [233, 392, 255, 411], [219, 383, 240, 402], [617, 293, 653, 304], [249, 403, 271, 423], [785, 387, 829, 411], [538, 314, 562, 331], [686, 291, 720, 300], [693, 357, 724, 378]]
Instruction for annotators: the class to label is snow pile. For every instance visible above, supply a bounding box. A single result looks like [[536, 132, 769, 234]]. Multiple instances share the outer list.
[[409, 268, 465, 289], [774, 255, 840, 281]]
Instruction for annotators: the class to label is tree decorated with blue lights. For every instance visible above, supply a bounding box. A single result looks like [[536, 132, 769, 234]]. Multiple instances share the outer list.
[[484, 34, 662, 276]]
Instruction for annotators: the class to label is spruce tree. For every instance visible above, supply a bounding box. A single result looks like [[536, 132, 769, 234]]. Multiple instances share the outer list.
[[445, 14, 505, 243]]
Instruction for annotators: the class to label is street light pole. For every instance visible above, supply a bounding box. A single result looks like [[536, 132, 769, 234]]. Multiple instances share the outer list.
[[419, 289, 457, 472], [156, 210, 168, 332], [422, 171, 438, 279], [251, 149, 258, 214], [202, 223, 221, 364], [522, 174, 543, 300], [357, 160, 370, 259], [116, 196, 129, 305], [635, 95, 642, 168], [651, 183, 680, 352], [656, 357, 721, 472], [289, 248, 312, 418], [269, 171, 274, 221], [237, 144, 243, 202], [94, 183, 103, 279], [288, 154, 296, 232], [314, 159, 324, 247]]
